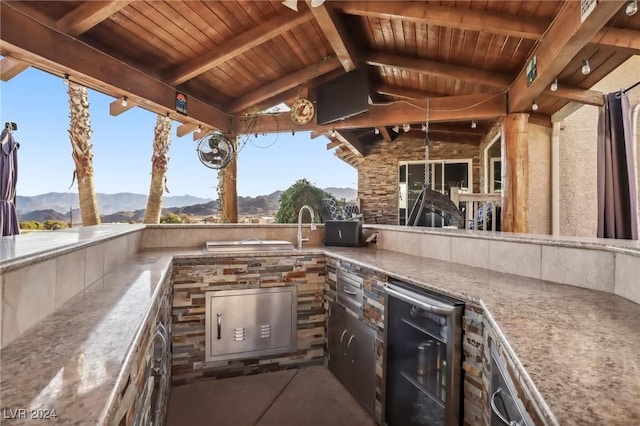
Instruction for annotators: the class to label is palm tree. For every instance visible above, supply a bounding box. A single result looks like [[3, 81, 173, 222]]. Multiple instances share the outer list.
[[143, 114, 172, 224], [67, 82, 100, 226]]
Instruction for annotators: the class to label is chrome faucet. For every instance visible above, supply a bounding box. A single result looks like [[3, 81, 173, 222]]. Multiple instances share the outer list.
[[297, 205, 317, 249]]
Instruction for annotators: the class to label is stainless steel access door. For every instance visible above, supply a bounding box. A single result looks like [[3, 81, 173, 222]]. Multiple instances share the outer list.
[[205, 287, 297, 362]]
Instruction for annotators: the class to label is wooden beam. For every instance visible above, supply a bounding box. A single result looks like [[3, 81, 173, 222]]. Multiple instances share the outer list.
[[326, 140, 342, 150], [0, 56, 30, 81], [233, 93, 507, 133], [0, 3, 231, 131], [528, 113, 552, 128], [176, 123, 200, 138], [401, 129, 481, 145], [166, 10, 313, 85], [1, 1, 130, 81], [221, 137, 238, 223], [508, 0, 625, 113], [545, 86, 604, 107], [376, 84, 444, 100], [227, 57, 342, 113], [378, 126, 393, 142], [366, 51, 511, 90], [311, 131, 325, 139], [306, 1, 357, 72], [109, 96, 136, 116], [502, 113, 529, 233], [193, 127, 213, 141], [333, 0, 548, 40], [593, 27, 640, 54], [57, 1, 132, 36]]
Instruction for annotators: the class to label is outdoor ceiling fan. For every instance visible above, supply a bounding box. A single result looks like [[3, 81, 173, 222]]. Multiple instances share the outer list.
[[196, 133, 235, 170], [281, 0, 325, 11]]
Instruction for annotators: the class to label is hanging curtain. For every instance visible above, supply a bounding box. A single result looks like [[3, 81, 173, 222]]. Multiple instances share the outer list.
[[597, 91, 638, 240]]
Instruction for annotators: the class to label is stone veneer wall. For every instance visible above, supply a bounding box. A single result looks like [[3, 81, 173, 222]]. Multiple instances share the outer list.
[[106, 267, 173, 425], [358, 137, 481, 225], [325, 257, 386, 424], [171, 254, 326, 385]]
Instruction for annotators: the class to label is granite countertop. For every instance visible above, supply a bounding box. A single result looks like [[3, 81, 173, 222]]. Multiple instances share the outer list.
[[1, 243, 638, 425], [322, 246, 640, 426], [0, 225, 145, 272], [0, 250, 173, 425]]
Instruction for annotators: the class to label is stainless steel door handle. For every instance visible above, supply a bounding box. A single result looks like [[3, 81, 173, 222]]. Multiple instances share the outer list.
[[347, 335, 356, 363], [217, 313, 222, 340], [340, 329, 348, 343], [343, 287, 357, 296]]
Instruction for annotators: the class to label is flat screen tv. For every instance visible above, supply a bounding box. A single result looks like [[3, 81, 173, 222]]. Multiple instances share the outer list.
[[316, 67, 369, 125]]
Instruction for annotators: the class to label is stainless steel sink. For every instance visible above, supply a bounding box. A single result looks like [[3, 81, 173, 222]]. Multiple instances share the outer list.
[[204, 239, 295, 252]]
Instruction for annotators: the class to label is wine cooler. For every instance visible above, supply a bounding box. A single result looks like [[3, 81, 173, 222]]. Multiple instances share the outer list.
[[383, 280, 464, 426]]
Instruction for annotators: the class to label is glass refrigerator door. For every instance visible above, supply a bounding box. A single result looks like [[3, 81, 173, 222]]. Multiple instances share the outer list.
[[385, 295, 450, 426]]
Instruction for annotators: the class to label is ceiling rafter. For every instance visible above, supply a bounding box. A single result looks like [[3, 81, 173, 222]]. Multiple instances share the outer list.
[[375, 84, 445, 100], [1, 0, 132, 81], [306, 1, 358, 72], [366, 51, 512, 90], [57, 0, 133, 36], [592, 27, 640, 54], [165, 10, 313, 86], [545, 85, 604, 107], [233, 93, 507, 134], [333, 0, 549, 40], [508, 0, 626, 113], [226, 57, 342, 114], [0, 3, 231, 131]]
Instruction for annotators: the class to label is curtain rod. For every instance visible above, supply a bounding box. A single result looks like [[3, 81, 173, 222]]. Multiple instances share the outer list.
[[623, 80, 640, 94]]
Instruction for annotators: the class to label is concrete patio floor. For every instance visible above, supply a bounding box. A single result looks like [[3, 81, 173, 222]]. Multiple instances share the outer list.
[[166, 366, 376, 426]]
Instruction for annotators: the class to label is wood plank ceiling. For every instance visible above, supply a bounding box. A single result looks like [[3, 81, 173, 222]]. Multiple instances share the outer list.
[[1, 0, 639, 166]]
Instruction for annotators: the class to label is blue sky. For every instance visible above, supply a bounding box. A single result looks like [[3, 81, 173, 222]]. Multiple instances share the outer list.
[[0, 68, 356, 198]]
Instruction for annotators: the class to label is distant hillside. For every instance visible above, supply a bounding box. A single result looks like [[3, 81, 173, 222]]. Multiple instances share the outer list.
[[21, 209, 68, 222], [16, 192, 213, 215], [18, 187, 355, 223]]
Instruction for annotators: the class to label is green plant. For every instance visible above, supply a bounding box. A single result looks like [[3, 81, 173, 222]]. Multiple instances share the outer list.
[[20, 221, 44, 230], [275, 178, 333, 223], [43, 220, 69, 230], [160, 212, 182, 223]]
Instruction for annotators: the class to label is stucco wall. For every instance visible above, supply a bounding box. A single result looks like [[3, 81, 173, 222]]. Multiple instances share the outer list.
[[559, 56, 640, 237], [357, 137, 481, 224], [528, 123, 552, 234]]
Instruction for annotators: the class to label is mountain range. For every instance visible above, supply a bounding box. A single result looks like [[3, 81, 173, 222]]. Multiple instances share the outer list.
[[17, 187, 355, 223]]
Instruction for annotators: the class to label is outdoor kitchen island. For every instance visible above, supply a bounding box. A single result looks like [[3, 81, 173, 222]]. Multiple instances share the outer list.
[[0, 225, 638, 425]]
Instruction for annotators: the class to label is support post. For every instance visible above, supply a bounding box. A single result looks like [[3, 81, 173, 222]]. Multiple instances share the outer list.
[[502, 114, 529, 233], [221, 136, 238, 223]]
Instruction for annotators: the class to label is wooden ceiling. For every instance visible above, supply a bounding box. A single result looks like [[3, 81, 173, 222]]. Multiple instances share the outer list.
[[1, 0, 639, 166]]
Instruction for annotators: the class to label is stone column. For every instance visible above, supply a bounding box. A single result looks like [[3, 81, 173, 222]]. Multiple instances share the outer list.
[[502, 114, 529, 233]]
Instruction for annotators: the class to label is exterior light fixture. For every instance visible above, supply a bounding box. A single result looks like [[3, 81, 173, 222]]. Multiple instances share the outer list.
[[374, 127, 380, 134], [392, 125, 400, 133], [121, 96, 128, 107], [550, 78, 558, 92], [196, 125, 202, 134], [471, 121, 477, 129], [581, 59, 591, 75], [63, 73, 69, 85], [532, 100, 539, 111], [402, 123, 411, 132], [281, 0, 298, 11], [421, 124, 427, 131], [331, 129, 336, 137], [626, 0, 638, 16]]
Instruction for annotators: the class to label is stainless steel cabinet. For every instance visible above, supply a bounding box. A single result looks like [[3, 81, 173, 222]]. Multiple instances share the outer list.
[[205, 287, 297, 362], [328, 303, 377, 415]]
